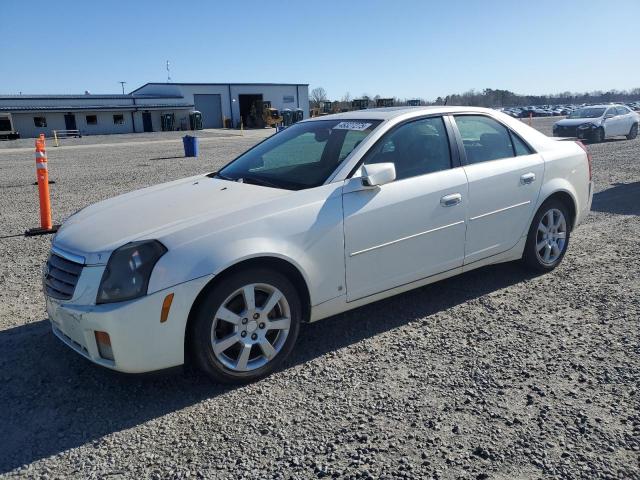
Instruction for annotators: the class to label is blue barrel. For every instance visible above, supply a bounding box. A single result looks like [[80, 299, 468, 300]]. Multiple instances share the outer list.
[[182, 135, 199, 157]]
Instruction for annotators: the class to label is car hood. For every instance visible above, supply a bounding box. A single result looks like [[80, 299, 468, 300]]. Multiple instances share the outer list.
[[555, 118, 602, 127], [53, 175, 292, 264]]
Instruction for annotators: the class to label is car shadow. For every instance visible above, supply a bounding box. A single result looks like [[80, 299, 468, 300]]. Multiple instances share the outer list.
[[591, 182, 640, 216], [0, 262, 536, 473]]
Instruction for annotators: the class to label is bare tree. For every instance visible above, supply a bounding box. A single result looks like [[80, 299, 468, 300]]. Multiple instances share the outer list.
[[310, 87, 328, 107]]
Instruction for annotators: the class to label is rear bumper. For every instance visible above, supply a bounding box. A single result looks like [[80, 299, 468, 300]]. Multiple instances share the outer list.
[[46, 273, 213, 373], [575, 181, 594, 227]]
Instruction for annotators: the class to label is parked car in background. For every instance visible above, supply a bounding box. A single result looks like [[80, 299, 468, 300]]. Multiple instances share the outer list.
[[553, 104, 639, 142], [44, 106, 593, 383]]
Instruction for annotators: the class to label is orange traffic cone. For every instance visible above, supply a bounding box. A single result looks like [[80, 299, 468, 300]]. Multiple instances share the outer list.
[[25, 134, 59, 236]]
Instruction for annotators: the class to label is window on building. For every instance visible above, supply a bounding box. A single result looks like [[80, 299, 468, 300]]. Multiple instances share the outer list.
[[34, 117, 47, 127], [86, 115, 98, 125], [113, 114, 124, 125]]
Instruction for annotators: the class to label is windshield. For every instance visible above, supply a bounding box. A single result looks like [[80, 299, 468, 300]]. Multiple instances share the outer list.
[[217, 119, 381, 190], [568, 107, 606, 119]]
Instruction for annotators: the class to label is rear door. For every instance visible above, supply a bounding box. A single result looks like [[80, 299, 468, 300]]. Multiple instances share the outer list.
[[616, 106, 633, 136], [343, 116, 468, 301], [451, 114, 543, 265]]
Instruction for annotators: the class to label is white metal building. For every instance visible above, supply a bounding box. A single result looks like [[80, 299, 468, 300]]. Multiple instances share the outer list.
[[131, 83, 310, 129], [0, 82, 309, 138]]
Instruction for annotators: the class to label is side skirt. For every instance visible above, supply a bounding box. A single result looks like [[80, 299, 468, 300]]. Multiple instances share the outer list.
[[309, 235, 527, 323]]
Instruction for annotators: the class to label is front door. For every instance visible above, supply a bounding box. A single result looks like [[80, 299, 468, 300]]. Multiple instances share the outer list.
[[452, 114, 544, 264], [64, 113, 76, 130], [343, 116, 467, 301], [142, 112, 153, 132]]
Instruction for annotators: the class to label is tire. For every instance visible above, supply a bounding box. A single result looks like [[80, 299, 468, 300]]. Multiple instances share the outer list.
[[592, 127, 605, 143], [522, 199, 571, 273], [189, 268, 301, 384], [626, 123, 638, 140]]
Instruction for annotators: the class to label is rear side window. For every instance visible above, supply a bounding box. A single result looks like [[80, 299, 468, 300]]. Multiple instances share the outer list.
[[511, 133, 533, 156], [616, 106, 629, 115], [363, 116, 452, 181], [454, 115, 526, 164]]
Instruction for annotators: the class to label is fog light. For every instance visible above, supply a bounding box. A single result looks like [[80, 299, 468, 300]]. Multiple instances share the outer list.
[[95, 331, 114, 361]]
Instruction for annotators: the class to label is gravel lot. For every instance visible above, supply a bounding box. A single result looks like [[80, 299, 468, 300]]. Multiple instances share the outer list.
[[1, 118, 638, 479]]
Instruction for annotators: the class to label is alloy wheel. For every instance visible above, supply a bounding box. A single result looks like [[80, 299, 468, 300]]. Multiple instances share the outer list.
[[210, 283, 291, 372], [535, 208, 567, 265]]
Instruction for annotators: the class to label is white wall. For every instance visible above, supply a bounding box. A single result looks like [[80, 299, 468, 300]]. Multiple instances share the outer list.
[[12, 113, 67, 138], [77, 111, 133, 135]]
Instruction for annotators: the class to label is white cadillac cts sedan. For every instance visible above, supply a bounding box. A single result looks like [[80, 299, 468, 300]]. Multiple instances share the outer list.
[[45, 107, 593, 383]]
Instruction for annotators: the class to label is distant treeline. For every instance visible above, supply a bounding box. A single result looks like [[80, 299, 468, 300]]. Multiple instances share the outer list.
[[424, 88, 640, 107], [330, 88, 640, 109]]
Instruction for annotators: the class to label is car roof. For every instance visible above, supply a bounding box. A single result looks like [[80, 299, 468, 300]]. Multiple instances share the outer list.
[[302, 106, 500, 122], [577, 104, 614, 109]]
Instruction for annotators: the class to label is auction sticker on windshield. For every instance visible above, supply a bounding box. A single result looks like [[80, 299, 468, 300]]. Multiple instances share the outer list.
[[333, 121, 373, 131]]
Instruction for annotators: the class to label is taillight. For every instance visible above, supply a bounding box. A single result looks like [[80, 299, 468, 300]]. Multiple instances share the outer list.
[[575, 141, 592, 181]]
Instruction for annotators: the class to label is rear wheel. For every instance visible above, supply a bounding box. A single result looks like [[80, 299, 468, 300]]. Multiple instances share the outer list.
[[626, 123, 638, 140], [522, 199, 571, 272], [190, 268, 301, 383]]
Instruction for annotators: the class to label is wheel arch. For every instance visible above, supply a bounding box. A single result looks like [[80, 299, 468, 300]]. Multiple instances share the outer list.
[[537, 189, 577, 230], [183, 255, 312, 363]]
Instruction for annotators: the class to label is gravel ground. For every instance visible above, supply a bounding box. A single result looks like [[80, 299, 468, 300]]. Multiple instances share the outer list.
[[0, 128, 253, 150], [0, 119, 638, 479]]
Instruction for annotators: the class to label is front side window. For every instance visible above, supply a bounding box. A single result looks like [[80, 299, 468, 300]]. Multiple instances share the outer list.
[[605, 108, 617, 117], [362, 116, 452, 181], [34, 116, 47, 127], [218, 119, 381, 190], [113, 114, 124, 125], [454, 115, 516, 164]]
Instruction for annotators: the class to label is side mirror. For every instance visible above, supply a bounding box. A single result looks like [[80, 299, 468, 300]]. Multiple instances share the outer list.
[[361, 163, 396, 187]]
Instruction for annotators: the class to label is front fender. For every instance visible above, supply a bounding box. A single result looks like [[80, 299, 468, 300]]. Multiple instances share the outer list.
[[147, 183, 346, 307]]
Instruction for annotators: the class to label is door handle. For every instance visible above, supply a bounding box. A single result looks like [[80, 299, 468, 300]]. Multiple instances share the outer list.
[[440, 193, 462, 207], [520, 172, 536, 185]]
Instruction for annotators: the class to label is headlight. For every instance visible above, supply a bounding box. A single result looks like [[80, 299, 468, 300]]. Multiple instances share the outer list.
[[577, 123, 595, 129], [96, 240, 166, 304]]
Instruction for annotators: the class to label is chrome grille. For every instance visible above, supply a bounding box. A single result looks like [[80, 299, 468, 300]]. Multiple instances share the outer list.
[[44, 253, 83, 300]]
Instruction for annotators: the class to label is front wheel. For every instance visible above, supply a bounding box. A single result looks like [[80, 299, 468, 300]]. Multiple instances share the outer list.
[[190, 268, 301, 384], [522, 199, 571, 272], [592, 127, 605, 143], [626, 123, 638, 140]]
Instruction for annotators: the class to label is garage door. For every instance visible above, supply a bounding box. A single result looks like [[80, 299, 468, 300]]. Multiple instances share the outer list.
[[193, 94, 222, 128]]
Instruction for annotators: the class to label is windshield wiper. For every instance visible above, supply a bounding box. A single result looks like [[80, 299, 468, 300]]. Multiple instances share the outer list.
[[239, 176, 284, 189], [211, 172, 234, 181]]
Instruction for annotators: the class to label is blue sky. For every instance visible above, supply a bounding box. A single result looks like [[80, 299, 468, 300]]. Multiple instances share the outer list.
[[2, 0, 639, 99]]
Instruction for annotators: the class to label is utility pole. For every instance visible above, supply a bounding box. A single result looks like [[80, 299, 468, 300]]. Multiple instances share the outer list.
[[166, 60, 171, 82], [118, 81, 127, 94]]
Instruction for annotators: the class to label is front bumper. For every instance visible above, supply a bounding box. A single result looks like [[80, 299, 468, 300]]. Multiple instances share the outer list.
[[46, 267, 213, 373], [554, 124, 599, 141]]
